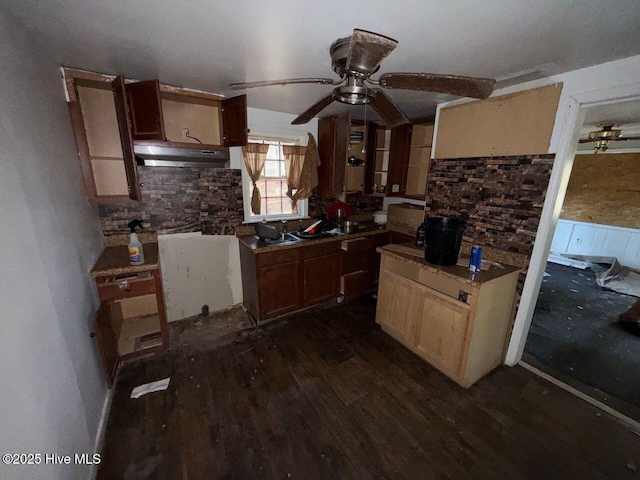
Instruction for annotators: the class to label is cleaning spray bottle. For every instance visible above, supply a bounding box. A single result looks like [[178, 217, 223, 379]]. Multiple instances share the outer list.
[[127, 219, 145, 266]]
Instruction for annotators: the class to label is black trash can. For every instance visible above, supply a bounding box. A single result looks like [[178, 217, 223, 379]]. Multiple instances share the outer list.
[[424, 217, 467, 266]]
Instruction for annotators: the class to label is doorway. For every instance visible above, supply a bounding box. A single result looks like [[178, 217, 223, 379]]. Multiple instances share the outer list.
[[522, 99, 640, 420]]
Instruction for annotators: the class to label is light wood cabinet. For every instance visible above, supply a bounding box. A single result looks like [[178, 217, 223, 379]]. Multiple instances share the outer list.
[[376, 270, 418, 344], [413, 284, 470, 376], [375, 248, 519, 388]]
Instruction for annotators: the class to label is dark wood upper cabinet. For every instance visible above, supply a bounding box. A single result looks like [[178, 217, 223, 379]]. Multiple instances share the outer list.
[[222, 95, 248, 147], [386, 124, 412, 197], [332, 114, 350, 202], [112, 75, 142, 201], [363, 122, 378, 194], [125, 79, 166, 141]]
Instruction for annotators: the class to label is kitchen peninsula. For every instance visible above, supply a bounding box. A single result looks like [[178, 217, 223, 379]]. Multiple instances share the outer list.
[[376, 245, 520, 387]]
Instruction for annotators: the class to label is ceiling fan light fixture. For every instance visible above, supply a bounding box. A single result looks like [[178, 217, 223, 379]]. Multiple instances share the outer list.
[[588, 125, 622, 141], [594, 139, 609, 153], [333, 84, 371, 105]]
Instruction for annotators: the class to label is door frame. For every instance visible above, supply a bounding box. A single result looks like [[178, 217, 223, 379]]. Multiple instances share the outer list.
[[505, 81, 640, 366]]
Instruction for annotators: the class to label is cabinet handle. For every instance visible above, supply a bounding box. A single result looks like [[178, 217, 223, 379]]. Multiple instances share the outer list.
[[139, 183, 144, 188]]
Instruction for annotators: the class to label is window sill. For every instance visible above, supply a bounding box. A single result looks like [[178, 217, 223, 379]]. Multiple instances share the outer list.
[[242, 215, 310, 224]]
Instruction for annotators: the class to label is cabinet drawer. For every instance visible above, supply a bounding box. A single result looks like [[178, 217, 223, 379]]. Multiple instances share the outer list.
[[340, 237, 369, 253], [342, 250, 368, 274], [97, 272, 156, 301], [256, 248, 299, 267], [340, 270, 370, 296], [302, 241, 339, 259]]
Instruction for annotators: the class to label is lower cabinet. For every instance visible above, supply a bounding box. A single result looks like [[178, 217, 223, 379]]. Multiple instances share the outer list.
[[412, 283, 470, 377], [340, 231, 389, 297], [376, 271, 417, 344], [92, 269, 169, 387], [259, 260, 303, 319], [241, 241, 341, 323], [304, 254, 340, 305], [376, 250, 519, 388]]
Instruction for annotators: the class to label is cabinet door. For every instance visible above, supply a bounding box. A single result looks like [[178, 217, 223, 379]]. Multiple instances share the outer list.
[[317, 116, 335, 198], [363, 122, 378, 194], [413, 285, 470, 376], [304, 253, 340, 306], [386, 124, 411, 197], [376, 270, 417, 344], [259, 260, 302, 319], [222, 95, 248, 146], [126, 80, 166, 141], [332, 114, 350, 201], [93, 302, 119, 387], [112, 75, 142, 201]]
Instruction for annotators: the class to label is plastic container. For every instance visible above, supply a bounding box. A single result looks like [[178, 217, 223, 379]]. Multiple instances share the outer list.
[[415, 222, 426, 248], [128, 232, 145, 265], [424, 217, 467, 266]]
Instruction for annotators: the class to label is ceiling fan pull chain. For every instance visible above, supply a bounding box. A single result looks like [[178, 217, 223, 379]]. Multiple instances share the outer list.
[[362, 85, 368, 154]]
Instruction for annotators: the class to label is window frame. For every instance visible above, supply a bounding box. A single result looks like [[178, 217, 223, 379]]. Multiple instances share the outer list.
[[241, 131, 309, 223]]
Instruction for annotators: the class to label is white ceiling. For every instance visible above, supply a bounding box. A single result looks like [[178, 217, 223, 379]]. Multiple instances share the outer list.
[[5, 0, 640, 122], [584, 100, 640, 127]]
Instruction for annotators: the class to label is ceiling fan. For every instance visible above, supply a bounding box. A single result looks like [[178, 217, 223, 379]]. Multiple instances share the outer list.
[[579, 125, 640, 153], [229, 28, 496, 128]]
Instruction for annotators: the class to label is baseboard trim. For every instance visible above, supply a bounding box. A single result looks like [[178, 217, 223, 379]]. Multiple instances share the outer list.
[[519, 361, 640, 433], [87, 388, 113, 480]]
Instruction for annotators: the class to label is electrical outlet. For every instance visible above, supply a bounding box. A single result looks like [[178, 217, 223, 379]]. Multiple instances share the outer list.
[[391, 184, 400, 193], [181, 128, 190, 140], [575, 237, 583, 245]]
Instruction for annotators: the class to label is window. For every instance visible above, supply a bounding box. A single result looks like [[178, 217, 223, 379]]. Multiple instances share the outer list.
[[242, 134, 308, 222]]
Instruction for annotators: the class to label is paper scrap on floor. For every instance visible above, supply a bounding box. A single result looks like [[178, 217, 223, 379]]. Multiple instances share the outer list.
[[596, 259, 640, 297], [131, 377, 170, 399]]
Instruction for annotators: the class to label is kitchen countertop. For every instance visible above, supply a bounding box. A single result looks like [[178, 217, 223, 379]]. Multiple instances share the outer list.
[[238, 222, 388, 253], [91, 243, 160, 277], [378, 244, 521, 286]]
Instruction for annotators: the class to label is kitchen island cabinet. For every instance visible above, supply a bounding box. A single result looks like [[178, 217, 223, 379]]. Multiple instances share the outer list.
[[376, 245, 520, 388]]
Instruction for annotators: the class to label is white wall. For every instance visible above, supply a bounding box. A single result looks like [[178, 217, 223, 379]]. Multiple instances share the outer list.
[[160, 108, 317, 322], [158, 233, 243, 321], [551, 220, 640, 269], [0, 12, 107, 480]]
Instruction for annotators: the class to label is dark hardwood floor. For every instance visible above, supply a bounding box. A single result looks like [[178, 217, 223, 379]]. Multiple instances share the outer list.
[[98, 296, 640, 479]]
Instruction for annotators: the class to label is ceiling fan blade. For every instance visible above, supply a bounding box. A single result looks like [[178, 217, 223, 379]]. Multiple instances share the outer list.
[[578, 138, 594, 143], [379, 73, 496, 99], [291, 93, 336, 125], [229, 78, 341, 90], [346, 29, 398, 75], [369, 89, 409, 128], [617, 136, 640, 141]]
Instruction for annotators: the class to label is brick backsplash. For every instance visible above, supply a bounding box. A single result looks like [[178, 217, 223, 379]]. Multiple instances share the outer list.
[[425, 154, 555, 255], [98, 167, 383, 236], [98, 166, 243, 235]]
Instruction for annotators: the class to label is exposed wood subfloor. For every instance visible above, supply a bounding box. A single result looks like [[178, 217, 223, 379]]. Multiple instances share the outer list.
[[98, 297, 640, 479]]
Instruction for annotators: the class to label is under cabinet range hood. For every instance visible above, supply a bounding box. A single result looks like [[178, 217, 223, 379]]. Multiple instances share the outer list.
[[133, 142, 230, 168]]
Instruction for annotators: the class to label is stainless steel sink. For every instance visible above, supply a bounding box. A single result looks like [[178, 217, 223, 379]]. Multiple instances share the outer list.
[[256, 232, 305, 246]]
